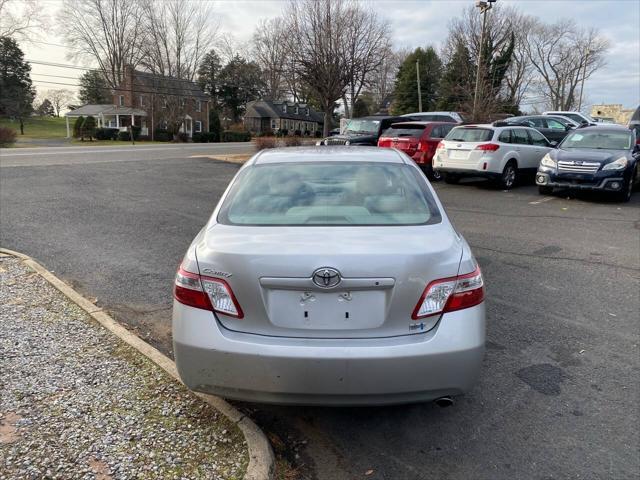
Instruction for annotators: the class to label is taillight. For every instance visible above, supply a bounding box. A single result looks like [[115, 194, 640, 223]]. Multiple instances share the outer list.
[[174, 266, 244, 318], [411, 266, 484, 319], [436, 141, 445, 150], [475, 143, 500, 151]]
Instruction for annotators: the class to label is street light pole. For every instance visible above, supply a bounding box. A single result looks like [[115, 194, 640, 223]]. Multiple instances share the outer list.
[[577, 49, 593, 111], [416, 59, 422, 112], [472, 0, 495, 122]]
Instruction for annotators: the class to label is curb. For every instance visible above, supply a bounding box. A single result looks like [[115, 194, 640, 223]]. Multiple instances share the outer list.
[[0, 247, 275, 480]]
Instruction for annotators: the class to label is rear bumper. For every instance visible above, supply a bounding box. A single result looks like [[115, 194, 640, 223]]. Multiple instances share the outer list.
[[435, 167, 500, 179], [535, 170, 625, 191], [173, 303, 485, 406]]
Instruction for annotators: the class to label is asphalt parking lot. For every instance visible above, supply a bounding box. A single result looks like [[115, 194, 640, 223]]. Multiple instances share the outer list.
[[1, 152, 638, 479]]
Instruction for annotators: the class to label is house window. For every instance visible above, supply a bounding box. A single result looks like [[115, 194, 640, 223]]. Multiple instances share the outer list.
[[282, 104, 287, 113], [139, 95, 144, 107], [195, 120, 202, 133], [306, 108, 310, 115], [162, 97, 167, 109], [180, 98, 186, 108], [271, 119, 277, 129], [295, 106, 299, 114], [196, 100, 202, 112], [119, 95, 124, 106]]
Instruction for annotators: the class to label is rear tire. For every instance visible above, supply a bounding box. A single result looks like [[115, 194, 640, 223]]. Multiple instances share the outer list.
[[499, 161, 518, 190], [443, 173, 460, 184], [538, 186, 553, 195], [423, 164, 442, 182]]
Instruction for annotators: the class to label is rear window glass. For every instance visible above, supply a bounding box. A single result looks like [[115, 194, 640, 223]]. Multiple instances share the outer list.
[[381, 124, 425, 137], [218, 162, 442, 226], [445, 127, 494, 142]]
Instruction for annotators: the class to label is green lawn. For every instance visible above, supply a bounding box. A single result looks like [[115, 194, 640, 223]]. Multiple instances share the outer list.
[[70, 139, 167, 146], [0, 116, 68, 139]]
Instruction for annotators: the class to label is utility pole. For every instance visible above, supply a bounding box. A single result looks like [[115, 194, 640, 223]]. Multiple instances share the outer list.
[[577, 49, 593, 111], [416, 59, 422, 112], [472, 0, 496, 122]]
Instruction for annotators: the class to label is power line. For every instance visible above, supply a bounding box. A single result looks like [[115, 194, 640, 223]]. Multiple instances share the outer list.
[[27, 59, 207, 95]]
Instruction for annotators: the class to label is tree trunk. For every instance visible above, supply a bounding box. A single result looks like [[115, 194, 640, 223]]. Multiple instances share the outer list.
[[342, 95, 350, 119], [323, 110, 332, 137], [19, 118, 24, 135]]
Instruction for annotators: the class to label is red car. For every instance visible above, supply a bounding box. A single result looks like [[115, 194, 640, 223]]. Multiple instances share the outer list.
[[377, 122, 455, 180]]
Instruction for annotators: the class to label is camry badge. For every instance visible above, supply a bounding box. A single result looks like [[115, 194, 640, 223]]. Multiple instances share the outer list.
[[312, 267, 341, 288]]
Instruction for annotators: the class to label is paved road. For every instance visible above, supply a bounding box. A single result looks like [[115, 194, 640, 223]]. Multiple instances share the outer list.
[[0, 142, 254, 167], [2, 153, 639, 479]]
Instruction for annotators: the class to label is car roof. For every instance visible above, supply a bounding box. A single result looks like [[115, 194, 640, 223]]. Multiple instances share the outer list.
[[401, 111, 458, 116], [389, 121, 450, 127], [356, 115, 402, 120], [251, 146, 406, 165], [573, 125, 632, 133]]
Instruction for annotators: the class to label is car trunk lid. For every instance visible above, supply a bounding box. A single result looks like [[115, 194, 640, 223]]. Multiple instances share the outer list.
[[196, 223, 462, 338]]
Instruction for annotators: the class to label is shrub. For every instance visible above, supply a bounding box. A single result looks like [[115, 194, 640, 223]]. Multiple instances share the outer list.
[[117, 131, 131, 141], [304, 130, 311, 136], [314, 130, 322, 137], [192, 132, 204, 143], [131, 125, 141, 140], [254, 136, 277, 150], [81, 115, 96, 140], [209, 109, 222, 141], [284, 136, 302, 147], [95, 128, 118, 140], [0, 126, 17, 147], [221, 130, 251, 142], [175, 132, 189, 142], [154, 129, 172, 142], [294, 129, 302, 137], [73, 116, 84, 138]]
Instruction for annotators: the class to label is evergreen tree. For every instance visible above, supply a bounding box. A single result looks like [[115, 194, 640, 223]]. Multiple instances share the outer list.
[[352, 97, 371, 117], [82, 115, 96, 141], [36, 98, 55, 117], [437, 40, 474, 112], [390, 47, 442, 115], [208, 108, 221, 142], [78, 71, 111, 104], [0, 36, 35, 134], [73, 116, 85, 139], [218, 55, 265, 123], [197, 50, 222, 108]]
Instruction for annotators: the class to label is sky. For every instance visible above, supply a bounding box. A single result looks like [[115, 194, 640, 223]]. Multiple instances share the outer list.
[[24, 0, 640, 112]]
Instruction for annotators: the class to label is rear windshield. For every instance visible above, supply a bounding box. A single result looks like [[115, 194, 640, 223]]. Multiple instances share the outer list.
[[218, 162, 442, 226], [445, 127, 494, 142], [560, 131, 632, 150], [381, 124, 426, 137]]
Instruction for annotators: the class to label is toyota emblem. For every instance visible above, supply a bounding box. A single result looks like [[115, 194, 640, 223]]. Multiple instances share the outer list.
[[312, 267, 341, 288]]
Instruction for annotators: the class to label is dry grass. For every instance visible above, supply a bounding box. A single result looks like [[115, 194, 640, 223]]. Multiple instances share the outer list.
[[254, 136, 278, 150]]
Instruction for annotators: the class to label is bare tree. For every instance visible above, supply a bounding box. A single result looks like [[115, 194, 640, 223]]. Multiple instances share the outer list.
[[0, 0, 46, 42], [503, 13, 536, 108], [252, 18, 287, 100], [47, 89, 75, 116], [59, 0, 145, 88], [525, 19, 609, 110], [368, 47, 407, 112], [139, 0, 218, 81], [340, 3, 391, 118], [283, 0, 353, 136]]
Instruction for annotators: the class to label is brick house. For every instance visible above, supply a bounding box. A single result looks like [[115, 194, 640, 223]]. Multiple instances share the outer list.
[[244, 100, 323, 135], [112, 65, 209, 139]]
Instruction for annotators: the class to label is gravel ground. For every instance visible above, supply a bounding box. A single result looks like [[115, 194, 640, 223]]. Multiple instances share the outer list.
[[0, 256, 248, 480]]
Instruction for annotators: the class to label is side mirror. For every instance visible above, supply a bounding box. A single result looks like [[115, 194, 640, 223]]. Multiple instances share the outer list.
[[565, 125, 573, 131], [550, 140, 559, 148]]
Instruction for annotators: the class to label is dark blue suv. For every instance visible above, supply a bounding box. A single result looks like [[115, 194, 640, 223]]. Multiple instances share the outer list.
[[535, 126, 640, 202]]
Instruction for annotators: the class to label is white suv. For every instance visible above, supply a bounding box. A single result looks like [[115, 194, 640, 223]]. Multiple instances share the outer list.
[[433, 124, 554, 189], [542, 111, 600, 126]]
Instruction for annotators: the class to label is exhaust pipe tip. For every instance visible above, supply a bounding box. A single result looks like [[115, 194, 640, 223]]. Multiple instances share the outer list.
[[434, 396, 454, 408]]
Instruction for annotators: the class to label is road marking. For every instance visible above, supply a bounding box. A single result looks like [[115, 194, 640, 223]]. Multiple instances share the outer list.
[[529, 196, 556, 205], [0, 144, 251, 157]]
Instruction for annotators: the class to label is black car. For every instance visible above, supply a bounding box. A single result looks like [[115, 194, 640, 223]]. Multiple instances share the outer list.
[[316, 115, 404, 146], [500, 115, 576, 143], [536, 126, 640, 202]]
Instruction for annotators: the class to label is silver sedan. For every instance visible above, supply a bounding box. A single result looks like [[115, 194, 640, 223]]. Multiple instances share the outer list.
[[173, 147, 485, 406]]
